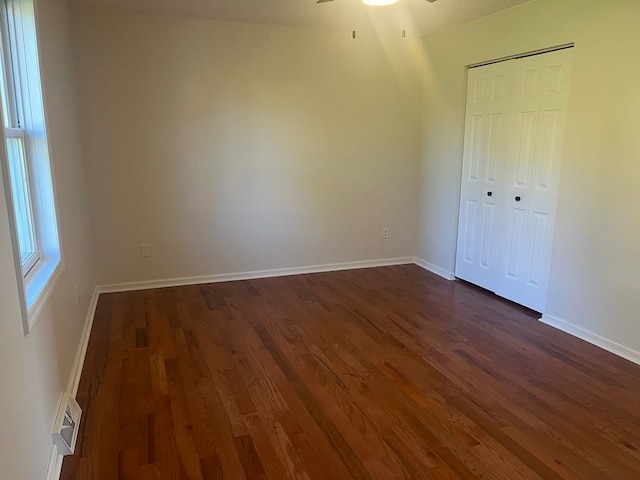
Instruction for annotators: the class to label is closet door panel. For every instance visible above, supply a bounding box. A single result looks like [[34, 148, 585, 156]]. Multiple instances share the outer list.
[[455, 60, 515, 290], [496, 48, 573, 312]]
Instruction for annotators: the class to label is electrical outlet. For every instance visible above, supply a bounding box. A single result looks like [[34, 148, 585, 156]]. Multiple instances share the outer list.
[[382, 227, 389, 239], [140, 244, 151, 258]]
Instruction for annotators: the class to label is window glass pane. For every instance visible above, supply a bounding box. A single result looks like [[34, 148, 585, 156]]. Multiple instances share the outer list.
[[0, 7, 13, 130], [5, 134, 38, 267], [0, 41, 10, 128]]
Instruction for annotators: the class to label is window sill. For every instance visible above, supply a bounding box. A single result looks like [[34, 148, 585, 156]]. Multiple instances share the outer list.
[[22, 255, 64, 334]]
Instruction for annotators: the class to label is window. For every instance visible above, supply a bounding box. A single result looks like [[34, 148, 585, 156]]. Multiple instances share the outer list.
[[0, 0, 62, 333]]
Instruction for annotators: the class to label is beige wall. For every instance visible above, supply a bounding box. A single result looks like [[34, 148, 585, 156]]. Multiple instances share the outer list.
[[0, 0, 96, 477], [417, 0, 640, 352], [71, 9, 422, 286]]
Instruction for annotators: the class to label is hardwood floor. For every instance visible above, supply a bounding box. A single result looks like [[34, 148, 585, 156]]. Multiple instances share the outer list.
[[60, 265, 640, 479]]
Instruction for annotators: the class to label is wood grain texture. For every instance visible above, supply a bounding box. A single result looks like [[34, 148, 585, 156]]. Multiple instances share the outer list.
[[60, 265, 640, 479]]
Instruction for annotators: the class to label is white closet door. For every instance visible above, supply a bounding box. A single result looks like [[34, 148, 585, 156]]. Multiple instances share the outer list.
[[455, 60, 514, 291], [495, 48, 573, 312]]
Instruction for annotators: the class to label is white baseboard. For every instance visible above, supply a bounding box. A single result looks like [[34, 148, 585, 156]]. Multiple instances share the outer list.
[[44, 445, 62, 480], [45, 287, 100, 480], [98, 257, 415, 293], [540, 314, 640, 366], [413, 257, 456, 281], [68, 288, 100, 396]]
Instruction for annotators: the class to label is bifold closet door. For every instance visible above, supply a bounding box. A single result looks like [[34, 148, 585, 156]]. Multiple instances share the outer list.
[[454, 60, 515, 291], [455, 48, 573, 312], [495, 49, 573, 312]]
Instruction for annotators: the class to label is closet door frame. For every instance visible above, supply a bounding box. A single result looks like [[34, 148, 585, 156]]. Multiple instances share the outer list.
[[454, 44, 574, 313]]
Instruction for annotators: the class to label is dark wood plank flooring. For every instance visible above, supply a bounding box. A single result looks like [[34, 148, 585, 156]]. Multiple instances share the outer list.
[[61, 264, 640, 479]]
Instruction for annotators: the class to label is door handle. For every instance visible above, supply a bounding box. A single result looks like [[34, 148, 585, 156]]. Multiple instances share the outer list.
[[515, 196, 521, 202]]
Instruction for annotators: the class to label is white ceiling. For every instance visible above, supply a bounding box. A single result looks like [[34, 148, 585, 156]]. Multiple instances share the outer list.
[[68, 0, 532, 36]]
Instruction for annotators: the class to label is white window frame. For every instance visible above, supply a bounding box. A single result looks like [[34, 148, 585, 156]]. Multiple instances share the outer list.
[[0, 0, 63, 334]]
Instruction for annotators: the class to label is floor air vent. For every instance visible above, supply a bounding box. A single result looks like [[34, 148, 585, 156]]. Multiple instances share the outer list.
[[52, 393, 82, 456]]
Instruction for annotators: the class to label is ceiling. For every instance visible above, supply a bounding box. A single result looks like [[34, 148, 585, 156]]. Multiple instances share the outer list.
[[68, 0, 532, 36]]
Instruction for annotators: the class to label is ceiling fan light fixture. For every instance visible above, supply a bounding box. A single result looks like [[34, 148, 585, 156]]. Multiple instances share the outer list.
[[362, 0, 399, 6]]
